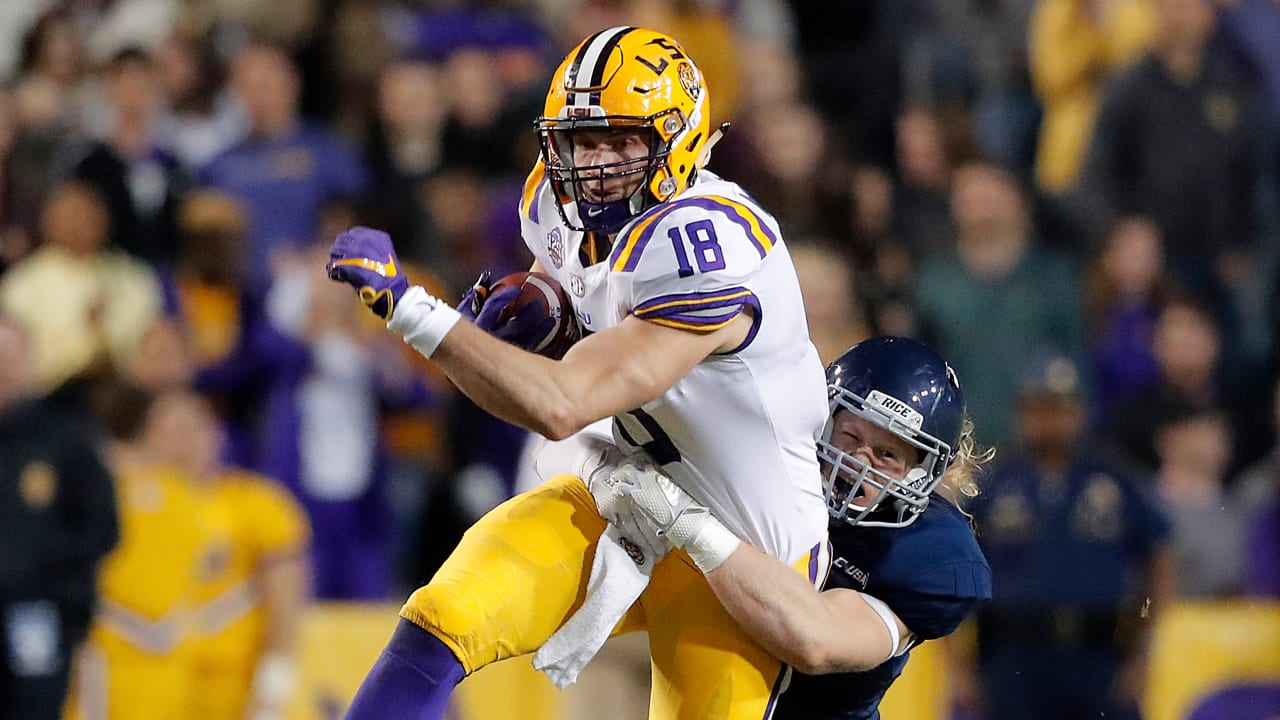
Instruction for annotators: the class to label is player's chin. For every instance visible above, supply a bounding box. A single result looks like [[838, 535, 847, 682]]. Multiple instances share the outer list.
[[581, 189, 626, 204]]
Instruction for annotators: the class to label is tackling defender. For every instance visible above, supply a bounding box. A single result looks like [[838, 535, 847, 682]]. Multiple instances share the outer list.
[[595, 337, 994, 719], [327, 27, 829, 720]]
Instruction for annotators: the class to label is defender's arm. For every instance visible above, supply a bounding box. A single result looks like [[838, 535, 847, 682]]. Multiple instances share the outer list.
[[703, 545, 911, 674]]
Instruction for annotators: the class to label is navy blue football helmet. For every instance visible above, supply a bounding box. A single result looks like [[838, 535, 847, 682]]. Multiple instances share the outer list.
[[819, 337, 965, 528]]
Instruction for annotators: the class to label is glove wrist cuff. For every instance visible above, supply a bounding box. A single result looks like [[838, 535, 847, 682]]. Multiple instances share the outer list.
[[685, 517, 741, 574], [388, 285, 462, 358]]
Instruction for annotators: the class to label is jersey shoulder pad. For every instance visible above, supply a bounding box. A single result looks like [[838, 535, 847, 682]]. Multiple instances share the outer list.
[[608, 195, 778, 331], [519, 160, 550, 225], [608, 193, 779, 277]]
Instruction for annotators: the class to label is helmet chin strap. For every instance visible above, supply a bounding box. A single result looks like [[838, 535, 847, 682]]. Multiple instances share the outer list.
[[696, 122, 732, 170]]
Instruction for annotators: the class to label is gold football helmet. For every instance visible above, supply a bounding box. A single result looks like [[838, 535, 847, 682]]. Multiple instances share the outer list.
[[536, 27, 712, 234]]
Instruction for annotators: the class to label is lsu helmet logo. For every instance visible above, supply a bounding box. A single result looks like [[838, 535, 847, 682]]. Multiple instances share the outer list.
[[677, 62, 700, 100], [547, 227, 564, 268]]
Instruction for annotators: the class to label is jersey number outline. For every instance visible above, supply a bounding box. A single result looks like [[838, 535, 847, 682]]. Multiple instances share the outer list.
[[668, 220, 725, 278]]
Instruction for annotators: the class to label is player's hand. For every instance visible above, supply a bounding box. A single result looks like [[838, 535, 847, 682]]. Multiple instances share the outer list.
[[457, 272, 499, 322], [596, 454, 742, 573], [456, 273, 559, 353], [594, 454, 711, 550], [586, 454, 673, 562], [326, 227, 410, 321]]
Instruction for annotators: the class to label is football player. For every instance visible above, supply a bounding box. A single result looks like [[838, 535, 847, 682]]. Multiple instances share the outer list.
[[593, 337, 994, 719], [327, 27, 830, 720]]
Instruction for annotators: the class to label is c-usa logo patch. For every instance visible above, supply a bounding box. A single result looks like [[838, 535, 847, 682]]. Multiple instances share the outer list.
[[547, 227, 564, 269]]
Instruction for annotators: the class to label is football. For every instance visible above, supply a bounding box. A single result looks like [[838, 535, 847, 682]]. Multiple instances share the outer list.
[[488, 271, 582, 359]]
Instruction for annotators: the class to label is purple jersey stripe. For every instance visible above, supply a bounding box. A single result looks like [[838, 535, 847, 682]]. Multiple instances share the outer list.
[[724, 293, 764, 355], [677, 197, 776, 258], [610, 194, 777, 272], [610, 203, 683, 272], [633, 286, 753, 316], [530, 179, 546, 224], [649, 309, 742, 327]]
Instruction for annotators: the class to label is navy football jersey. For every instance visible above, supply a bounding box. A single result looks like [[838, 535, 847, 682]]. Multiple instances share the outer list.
[[773, 501, 992, 720]]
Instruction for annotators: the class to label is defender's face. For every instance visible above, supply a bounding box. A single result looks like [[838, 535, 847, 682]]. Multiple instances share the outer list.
[[828, 411, 915, 502], [567, 128, 651, 202]]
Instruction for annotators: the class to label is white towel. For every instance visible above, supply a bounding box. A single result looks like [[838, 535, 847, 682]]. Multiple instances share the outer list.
[[533, 524, 654, 689]]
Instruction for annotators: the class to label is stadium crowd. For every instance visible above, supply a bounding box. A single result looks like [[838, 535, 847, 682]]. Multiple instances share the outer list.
[[0, 0, 1276, 718]]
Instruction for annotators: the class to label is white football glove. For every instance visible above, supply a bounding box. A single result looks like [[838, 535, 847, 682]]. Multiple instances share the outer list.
[[590, 454, 741, 573], [586, 454, 673, 564]]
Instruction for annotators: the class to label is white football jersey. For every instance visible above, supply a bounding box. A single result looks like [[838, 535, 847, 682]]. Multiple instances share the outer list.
[[518, 164, 828, 563]]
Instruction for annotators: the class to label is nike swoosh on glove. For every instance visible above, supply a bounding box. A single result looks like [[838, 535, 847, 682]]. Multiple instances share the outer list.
[[326, 226, 410, 320]]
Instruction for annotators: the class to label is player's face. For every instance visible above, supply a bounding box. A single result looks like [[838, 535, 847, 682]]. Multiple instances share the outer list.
[[827, 410, 916, 503], [566, 128, 651, 202]]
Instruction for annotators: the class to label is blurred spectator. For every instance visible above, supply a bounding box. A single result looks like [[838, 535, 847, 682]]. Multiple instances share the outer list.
[[914, 161, 1083, 446], [0, 312, 118, 720], [78, 0, 177, 66], [362, 59, 446, 265], [0, 88, 31, 274], [966, 353, 1173, 720], [0, 181, 163, 401], [1083, 215, 1176, 425], [790, 241, 869, 364], [0, 2, 53, 81], [891, 103, 978, 259], [1077, 0, 1259, 296], [140, 389, 311, 720], [438, 47, 536, 177], [68, 383, 207, 720], [1231, 376, 1280, 598], [421, 169, 529, 289], [1104, 297, 1225, 472], [786, 0, 903, 168], [724, 101, 857, 242], [13, 9, 86, 132], [172, 190, 248, 370], [914, 0, 1040, 168], [1154, 409, 1245, 597], [122, 315, 196, 393], [1029, 0, 1155, 195], [260, 236, 429, 600], [5, 10, 88, 241], [71, 47, 190, 268], [152, 33, 248, 172], [199, 42, 368, 298]]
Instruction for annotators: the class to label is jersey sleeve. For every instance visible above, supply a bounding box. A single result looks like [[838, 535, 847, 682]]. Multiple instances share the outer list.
[[608, 196, 777, 332], [887, 559, 992, 641]]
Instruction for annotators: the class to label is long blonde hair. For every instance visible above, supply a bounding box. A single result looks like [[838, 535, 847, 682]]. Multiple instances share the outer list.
[[937, 416, 994, 504]]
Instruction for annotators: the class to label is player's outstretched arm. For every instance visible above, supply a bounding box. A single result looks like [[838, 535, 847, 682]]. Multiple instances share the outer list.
[[327, 227, 748, 440], [594, 458, 910, 674]]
